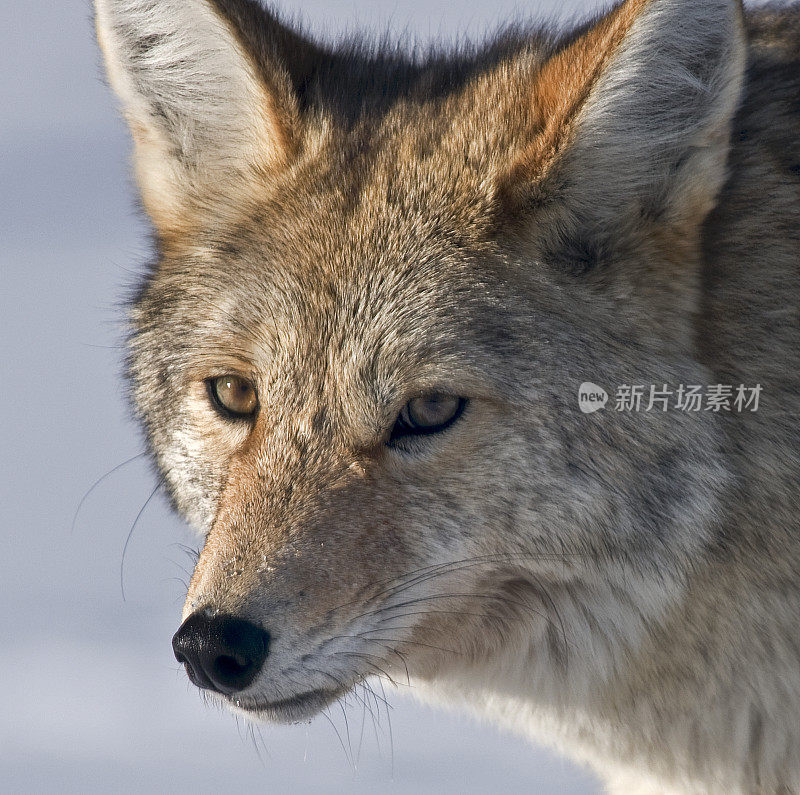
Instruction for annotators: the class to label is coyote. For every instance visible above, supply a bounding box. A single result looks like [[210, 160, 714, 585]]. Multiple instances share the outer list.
[[95, 0, 800, 791]]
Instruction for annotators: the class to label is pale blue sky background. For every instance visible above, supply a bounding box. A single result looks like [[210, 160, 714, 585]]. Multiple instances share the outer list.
[[0, 0, 767, 792]]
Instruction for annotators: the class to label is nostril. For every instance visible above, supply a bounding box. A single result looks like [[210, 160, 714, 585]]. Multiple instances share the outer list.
[[172, 612, 270, 695], [214, 653, 251, 680]]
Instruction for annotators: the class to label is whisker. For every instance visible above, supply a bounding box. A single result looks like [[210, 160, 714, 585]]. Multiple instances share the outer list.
[[359, 680, 385, 754], [363, 636, 461, 657], [254, 725, 270, 762], [71, 452, 147, 535], [365, 641, 413, 683], [165, 555, 194, 581], [169, 542, 200, 564], [337, 699, 353, 769], [350, 680, 380, 728], [355, 683, 369, 765], [368, 591, 560, 639], [320, 708, 353, 770], [120, 479, 164, 601], [327, 630, 460, 659], [336, 549, 585, 623], [374, 609, 495, 625], [164, 575, 189, 592], [377, 678, 394, 779], [248, 722, 266, 767], [300, 665, 348, 694], [331, 652, 402, 689], [384, 591, 549, 620]]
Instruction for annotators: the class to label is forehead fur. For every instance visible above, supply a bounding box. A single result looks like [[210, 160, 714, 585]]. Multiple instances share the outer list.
[[143, 10, 589, 249], [134, 182, 522, 401], [128, 23, 581, 378], [131, 40, 560, 379]]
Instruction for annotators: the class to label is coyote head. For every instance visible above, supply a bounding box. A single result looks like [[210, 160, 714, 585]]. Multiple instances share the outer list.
[[96, 0, 744, 720]]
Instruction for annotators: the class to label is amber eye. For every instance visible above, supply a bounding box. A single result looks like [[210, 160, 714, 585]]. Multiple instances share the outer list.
[[207, 375, 258, 419], [390, 394, 467, 443]]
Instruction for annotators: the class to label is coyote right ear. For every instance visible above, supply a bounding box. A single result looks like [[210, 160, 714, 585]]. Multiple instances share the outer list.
[[503, 0, 746, 237], [95, 0, 314, 239]]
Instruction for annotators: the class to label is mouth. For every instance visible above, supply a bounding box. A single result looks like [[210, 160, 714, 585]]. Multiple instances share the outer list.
[[227, 687, 346, 723]]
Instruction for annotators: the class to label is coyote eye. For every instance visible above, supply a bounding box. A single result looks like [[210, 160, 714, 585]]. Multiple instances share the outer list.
[[390, 394, 467, 443], [207, 375, 258, 420]]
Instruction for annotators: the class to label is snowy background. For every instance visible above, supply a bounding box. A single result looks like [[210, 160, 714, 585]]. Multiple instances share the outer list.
[[2, 0, 764, 791]]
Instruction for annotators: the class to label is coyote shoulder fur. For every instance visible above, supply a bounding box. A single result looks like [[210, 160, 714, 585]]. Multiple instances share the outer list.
[[95, 0, 800, 791]]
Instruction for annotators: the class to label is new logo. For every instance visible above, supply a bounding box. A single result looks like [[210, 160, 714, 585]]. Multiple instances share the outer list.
[[578, 383, 609, 414]]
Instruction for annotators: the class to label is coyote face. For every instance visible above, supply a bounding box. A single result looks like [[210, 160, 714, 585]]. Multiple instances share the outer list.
[[97, 0, 800, 790], [101, 0, 737, 716]]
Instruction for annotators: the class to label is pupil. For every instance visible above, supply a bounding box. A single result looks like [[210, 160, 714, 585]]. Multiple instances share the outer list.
[[411, 396, 454, 426], [419, 399, 440, 423], [215, 377, 253, 414]]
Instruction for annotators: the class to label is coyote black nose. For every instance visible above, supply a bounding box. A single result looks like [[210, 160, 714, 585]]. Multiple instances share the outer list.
[[172, 612, 270, 695]]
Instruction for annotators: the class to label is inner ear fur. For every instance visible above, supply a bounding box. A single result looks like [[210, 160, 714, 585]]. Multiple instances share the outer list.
[[95, 0, 317, 240], [498, 0, 746, 244]]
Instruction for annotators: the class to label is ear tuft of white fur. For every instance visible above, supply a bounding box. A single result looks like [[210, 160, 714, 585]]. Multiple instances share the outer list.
[[567, 0, 746, 222], [95, 0, 289, 232]]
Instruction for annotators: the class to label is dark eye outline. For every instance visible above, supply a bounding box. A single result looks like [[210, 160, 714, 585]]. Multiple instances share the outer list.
[[205, 376, 259, 421], [389, 395, 468, 444]]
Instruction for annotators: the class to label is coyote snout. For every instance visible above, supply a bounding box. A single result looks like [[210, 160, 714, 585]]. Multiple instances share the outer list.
[[173, 609, 341, 720]]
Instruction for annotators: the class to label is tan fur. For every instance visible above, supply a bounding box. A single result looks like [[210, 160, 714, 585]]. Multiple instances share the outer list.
[[96, 0, 800, 791], [512, 0, 648, 180]]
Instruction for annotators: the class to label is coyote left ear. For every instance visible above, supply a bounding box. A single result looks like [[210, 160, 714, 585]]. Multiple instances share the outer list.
[[95, 0, 310, 239], [505, 0, 746, 235]]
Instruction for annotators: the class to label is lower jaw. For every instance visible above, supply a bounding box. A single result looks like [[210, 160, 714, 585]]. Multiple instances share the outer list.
[[227, 687, 345, 723]]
